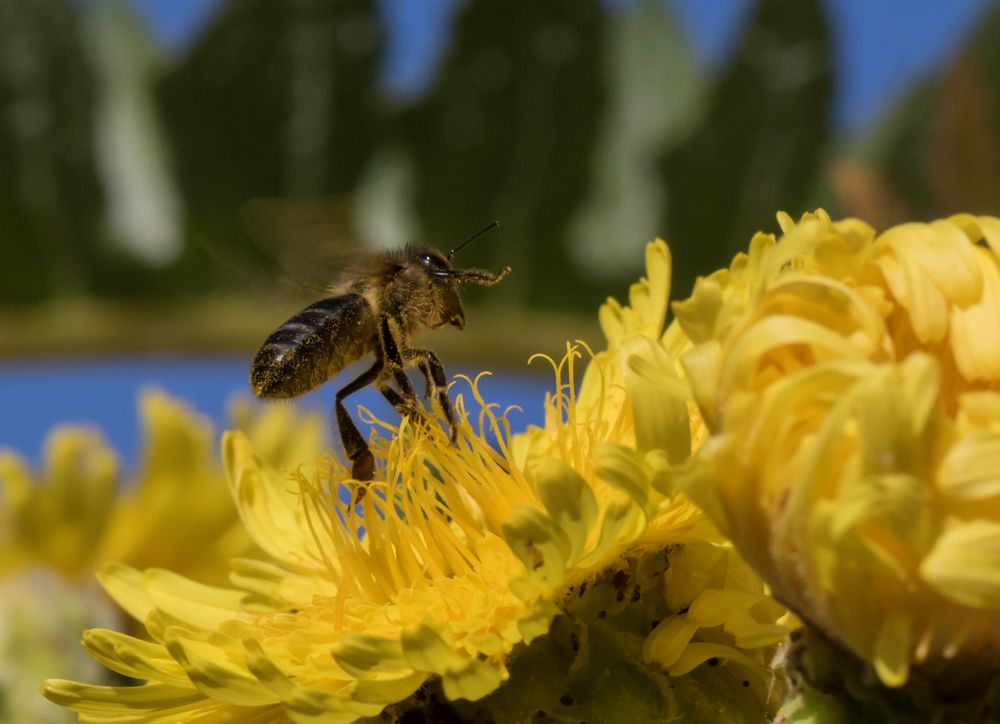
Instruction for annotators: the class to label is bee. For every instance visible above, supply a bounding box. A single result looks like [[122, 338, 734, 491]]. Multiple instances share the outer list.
[[250, 222, 509, 482]]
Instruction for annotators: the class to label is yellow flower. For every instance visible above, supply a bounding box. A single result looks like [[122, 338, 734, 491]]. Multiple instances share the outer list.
[[677, 210, 1000, 692], [44, 241, 792, 722], [0, 390, 324, 585], [0, 390, 323, 722]]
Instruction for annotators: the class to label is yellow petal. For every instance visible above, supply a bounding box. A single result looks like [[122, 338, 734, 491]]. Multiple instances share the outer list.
[[687, 589, 763, 628], [350, 671, 426, 706], [728, 621, 790, 650], [599, 296, 626, 349], [97, 562, 154, 624], [936, 431, 1000, 500], [594, 443, 649, 509], [144, 568, 249, 630], [634, 239, 671, 336], [243, 639, 296, 700], [281, 689, 367, 724], [530, 458, 598, 564], [137, 389, 212, 483], [666, 642, 765, 682], [672, 273, 725, 346], [165, 630, 280, 707], [516, 599, 559, 643], [333, 633, 407, 678], [82, 629, 189, 686], [626, 344, 692, 460], [920, 519, 1000, 608], [643, 616, 698, 668], [503, 507, 570, 596], [949, 248, 1000, 381], [223, 431, 325, 570], [230, 396, 327, 472], [42, 680, 207, 718], [400, 624, 503, 700], [872, 612, 912, 687], [38, 427, 118, 571], [679, 340, 724, 432], [440, 658, 503, 702], [577, 500, 646, 569]]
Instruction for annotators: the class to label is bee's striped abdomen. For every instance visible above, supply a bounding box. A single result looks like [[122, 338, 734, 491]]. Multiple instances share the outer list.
[[250, 293, 375, 399]]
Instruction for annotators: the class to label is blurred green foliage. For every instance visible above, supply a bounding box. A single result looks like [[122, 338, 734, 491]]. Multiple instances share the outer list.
[[395, 0, 605, 308], [0, 1, 103, 303], [156, 0, 382, 296], [0, 0, 995, 321], [660, 0, 832, 294]]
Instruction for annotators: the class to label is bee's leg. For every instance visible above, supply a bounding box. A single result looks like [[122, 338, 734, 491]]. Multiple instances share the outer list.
[[335, 359, 382, 484], [375, 382, 415, 417], [408, 349, 457, 444], [378, 316, 421, 416]]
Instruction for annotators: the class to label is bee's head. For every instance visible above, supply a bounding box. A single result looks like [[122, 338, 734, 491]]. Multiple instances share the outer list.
[[414, 222, 511, 331], [416, 248, 466, 329]]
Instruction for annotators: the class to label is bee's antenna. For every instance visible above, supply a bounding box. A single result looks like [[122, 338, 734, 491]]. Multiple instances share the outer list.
[[447, 220, 499, 261]]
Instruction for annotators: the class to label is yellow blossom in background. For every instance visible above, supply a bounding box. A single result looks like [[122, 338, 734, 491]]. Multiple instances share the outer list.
[[0, 390, 324, 723], [1, 390, 324, 584], [44, 241, 792, 723], [676, 210, 1000, 707]]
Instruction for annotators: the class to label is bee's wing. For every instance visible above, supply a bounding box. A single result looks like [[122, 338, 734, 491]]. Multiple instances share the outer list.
[[238, 195, 367, 285], [203, 194, 370, 298]]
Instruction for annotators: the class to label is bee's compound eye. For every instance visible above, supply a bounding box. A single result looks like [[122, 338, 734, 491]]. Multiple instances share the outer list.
[[420, 253, 448, 272]]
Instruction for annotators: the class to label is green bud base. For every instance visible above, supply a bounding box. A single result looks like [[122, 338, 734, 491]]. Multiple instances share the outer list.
[[777, 624, 1000, 724]]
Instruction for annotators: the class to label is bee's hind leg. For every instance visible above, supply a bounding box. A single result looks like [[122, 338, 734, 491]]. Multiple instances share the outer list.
[[335, 360, 382, 485]]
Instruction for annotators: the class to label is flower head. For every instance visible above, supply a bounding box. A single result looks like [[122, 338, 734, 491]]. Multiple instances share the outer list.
[[678, 210, 1000, 689], [0, 390, 323, 721], [0, 390, 324, 585], [44, 241, 791, 722]]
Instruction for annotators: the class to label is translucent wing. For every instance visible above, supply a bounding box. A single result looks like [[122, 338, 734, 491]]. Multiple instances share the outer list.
[[238, 194, 364, 271], [205, 194, 369, 297]]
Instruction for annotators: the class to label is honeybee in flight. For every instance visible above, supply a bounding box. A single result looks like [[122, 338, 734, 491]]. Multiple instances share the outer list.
[[250, 222, 509, 482]]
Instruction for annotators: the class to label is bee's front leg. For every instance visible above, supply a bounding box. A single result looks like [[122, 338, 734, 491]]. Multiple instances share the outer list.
[[378, 316, 424, 421], [408, 348, 457, 444]]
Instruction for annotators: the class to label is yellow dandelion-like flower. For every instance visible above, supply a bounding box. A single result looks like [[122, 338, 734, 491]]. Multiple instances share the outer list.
[[44, 241, 792, 722], [0, 390, 322, 723], [677, 210, 1000, 710], [0, 390, 324, 585]]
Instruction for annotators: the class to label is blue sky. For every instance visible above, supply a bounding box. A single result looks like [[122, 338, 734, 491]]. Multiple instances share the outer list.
[[125, 0, 988, 130]]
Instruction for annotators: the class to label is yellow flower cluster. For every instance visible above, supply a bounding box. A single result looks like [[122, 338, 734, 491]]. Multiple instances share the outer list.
[[44, 242, 791, 722], [677, 210, 1000, 688]]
